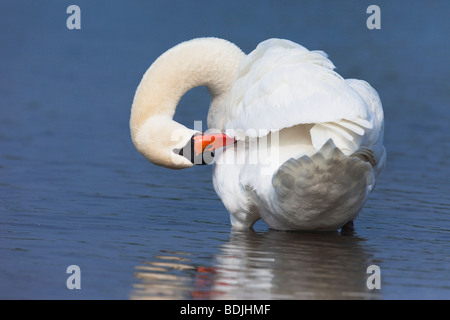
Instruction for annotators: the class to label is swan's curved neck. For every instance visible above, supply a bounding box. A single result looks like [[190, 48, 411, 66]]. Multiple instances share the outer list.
[[130, 38, 244, 169], [130, 38, 244, 135]]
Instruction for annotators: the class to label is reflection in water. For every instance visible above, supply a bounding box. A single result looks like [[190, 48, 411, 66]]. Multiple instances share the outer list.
[[131, 230, 381, 300], [132, 251, 195, 300]]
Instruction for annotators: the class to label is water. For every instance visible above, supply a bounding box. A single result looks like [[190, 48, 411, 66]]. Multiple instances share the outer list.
[[1, 0, 449, 300]]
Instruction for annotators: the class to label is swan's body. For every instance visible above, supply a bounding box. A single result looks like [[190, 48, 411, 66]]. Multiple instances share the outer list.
[[131, 38, 385, 231]]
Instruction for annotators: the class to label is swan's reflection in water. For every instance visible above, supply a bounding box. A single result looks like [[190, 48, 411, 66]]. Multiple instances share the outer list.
[[131, 230, 381, 299]]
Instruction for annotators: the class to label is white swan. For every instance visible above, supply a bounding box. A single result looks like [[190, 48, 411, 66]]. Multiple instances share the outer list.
[[130, 37, 385, 231]]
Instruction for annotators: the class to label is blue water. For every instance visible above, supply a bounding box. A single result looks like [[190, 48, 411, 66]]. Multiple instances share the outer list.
[[1, 0, 449, 299]]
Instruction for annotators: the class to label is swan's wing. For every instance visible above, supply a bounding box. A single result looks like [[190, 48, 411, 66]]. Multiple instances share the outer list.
[[344, 78, 386, 175], [309, 79, 385, 172], [222, 39, 369, 135], [222, 39, 385, 165]]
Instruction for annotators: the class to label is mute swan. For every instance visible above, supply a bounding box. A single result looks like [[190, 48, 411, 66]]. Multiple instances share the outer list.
[[130, 37, 385, 231]]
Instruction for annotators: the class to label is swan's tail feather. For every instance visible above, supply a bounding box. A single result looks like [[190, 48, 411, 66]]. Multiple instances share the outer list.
[[268, 140, 375, 230]]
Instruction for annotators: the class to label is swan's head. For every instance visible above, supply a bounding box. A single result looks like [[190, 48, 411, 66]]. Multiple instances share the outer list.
[[132, 115, 235, 169]]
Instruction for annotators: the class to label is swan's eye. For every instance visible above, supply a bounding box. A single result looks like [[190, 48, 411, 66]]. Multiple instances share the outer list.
[[174, 135, 214, 165]]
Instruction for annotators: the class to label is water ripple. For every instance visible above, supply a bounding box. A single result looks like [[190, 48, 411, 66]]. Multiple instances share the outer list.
[[131, 231, 381, 300]]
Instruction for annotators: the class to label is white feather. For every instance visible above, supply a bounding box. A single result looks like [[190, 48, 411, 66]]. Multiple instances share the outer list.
[[221, 39, 369, 138], [213, 39, 385, 230]]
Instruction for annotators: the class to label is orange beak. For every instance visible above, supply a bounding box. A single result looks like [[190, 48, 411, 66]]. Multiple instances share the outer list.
[[193, 133, 236, 156]]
